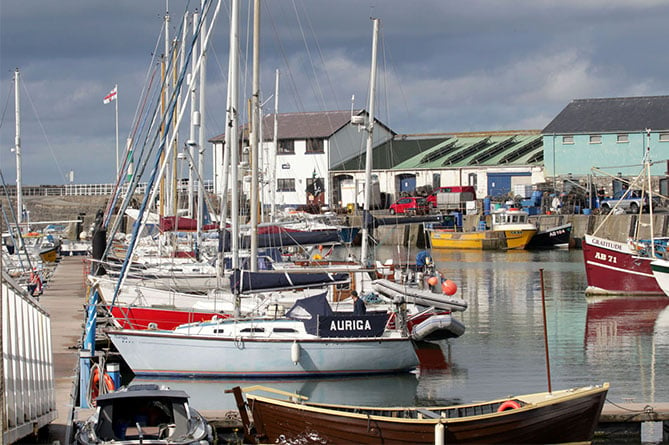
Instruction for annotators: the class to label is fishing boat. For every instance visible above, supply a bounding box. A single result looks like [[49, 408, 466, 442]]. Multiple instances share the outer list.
[[428, 208, 536, 250], [229, 383, 609, 445], [75, 383, 213, 444], [582, 137, 667, 295], [106, 292, 419, 378], [582, 234, 665, 296], [525, 222, 572, 250]]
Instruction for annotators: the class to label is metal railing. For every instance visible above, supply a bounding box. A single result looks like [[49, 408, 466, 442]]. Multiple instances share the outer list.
[[2, 181, 215, 197]]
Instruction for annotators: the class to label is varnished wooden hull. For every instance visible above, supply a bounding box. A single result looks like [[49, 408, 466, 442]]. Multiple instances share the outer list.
[[245, 384, 608, 444]]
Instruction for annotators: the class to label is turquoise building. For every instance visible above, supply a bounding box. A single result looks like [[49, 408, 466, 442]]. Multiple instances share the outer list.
[[542, 96, 669, 179]]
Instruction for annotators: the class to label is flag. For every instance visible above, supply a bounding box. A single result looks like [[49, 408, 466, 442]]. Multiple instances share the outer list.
[[103, 86, 117, 104]]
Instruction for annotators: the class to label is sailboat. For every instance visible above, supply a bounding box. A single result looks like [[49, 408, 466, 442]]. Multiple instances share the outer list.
[[106, 13, 423, 378]]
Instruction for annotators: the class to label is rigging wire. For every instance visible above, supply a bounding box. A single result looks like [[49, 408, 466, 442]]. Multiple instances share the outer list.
[[19, 80, 67, 182]]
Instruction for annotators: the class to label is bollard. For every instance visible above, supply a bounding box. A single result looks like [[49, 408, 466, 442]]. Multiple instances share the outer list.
[[79, 350, 93, 408], [434, 422, 445, 445], [106, 362, 121, 390]]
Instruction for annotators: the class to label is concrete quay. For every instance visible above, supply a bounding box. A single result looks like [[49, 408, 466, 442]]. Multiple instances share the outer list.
[[28, 256, 88, 444]]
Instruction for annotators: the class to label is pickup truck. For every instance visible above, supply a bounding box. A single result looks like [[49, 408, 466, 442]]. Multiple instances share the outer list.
[[599, 190, 651, 214]]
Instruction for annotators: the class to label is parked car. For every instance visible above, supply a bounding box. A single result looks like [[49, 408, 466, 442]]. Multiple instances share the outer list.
[[389, 197, 430, 215], [599, 189, 653, 214]]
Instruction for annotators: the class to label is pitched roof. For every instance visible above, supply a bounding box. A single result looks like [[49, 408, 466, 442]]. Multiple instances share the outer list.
[[209, 110, 394, 143], [331, 135, 450, 170], [542, 96, 669, 134], [393, 131, 543, 169]]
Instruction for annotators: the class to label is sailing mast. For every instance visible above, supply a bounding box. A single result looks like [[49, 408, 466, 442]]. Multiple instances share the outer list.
[[270, 69, 279, 221], [249, 0, 261, 271], [14, 68, 23, 229], [228, 0, 241, 273], [360, 18, 379, 268]]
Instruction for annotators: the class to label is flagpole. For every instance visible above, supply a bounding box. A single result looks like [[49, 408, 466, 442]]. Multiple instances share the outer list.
[[114, 83, 119, 179]]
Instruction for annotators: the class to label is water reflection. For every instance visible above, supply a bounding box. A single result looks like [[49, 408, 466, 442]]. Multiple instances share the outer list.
[[133, 248, 669, 410], [132, 373, 419, 411]]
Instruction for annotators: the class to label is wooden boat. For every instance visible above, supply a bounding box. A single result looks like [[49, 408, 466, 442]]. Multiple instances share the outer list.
[[230, 383, 609, 444], [75, 383, 213, 444], [429, 208, 536, 250], [525, 222, 572, 250]]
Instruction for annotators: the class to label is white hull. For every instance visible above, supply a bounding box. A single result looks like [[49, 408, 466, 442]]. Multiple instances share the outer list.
[[107, 326, 418, 377]]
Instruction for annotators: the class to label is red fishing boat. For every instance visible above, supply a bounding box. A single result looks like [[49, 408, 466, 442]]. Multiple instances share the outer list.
[[582, 234, 664, 296]]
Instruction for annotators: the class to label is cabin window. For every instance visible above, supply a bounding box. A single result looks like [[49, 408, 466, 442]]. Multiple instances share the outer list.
[[273, 328, 298, 333], [659, 133, 669, 142], [562, 135, 574, 145], [240, 328, 265, 333], [617, 134, 629, 143], [305, 138, 324, 153], [589, 135, 602, 144], [278, 139, 295, 154], [277, 178, 295, 192]]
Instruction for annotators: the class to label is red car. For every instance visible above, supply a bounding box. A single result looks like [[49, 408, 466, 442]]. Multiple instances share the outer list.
[[389, 197, 430, 215]]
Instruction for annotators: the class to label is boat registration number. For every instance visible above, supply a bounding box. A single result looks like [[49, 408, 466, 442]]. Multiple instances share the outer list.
[[594, 252, 617, 263]]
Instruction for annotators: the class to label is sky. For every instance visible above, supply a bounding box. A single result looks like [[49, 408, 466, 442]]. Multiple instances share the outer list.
[[1, 0, 669, 185]]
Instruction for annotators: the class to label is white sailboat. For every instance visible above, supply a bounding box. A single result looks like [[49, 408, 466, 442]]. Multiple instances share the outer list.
[[107, 16, 423, 378]]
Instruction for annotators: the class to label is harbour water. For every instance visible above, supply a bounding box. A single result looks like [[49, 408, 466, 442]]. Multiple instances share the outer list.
[[132, 248, 669, 411]]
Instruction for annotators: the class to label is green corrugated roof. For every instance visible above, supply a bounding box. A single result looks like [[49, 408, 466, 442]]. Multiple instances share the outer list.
[[393, 132, 543, 169], [332, 136, 449, 170]]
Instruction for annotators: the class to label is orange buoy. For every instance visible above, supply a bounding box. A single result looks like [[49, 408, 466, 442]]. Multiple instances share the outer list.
[[427, 276, 439, 286], [497, 400, 521, 412], [441, 279, 457, 296]]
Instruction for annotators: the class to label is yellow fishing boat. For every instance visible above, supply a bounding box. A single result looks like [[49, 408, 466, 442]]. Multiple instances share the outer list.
[[429, 208, 536, 250]]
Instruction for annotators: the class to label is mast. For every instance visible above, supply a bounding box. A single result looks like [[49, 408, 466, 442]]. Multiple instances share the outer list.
[[249, 0, 261, 271], [270, 69, 279, 221], [228, 0, 241, 272], [197, 1, 208, 259], [360, 18, 379, 268], [14, 68, 23, 228]]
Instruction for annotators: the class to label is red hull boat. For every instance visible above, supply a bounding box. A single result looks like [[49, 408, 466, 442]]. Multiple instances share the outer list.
[[582, 234, 664, 296]]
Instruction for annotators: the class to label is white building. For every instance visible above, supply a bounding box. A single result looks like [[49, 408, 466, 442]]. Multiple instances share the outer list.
[[210, 110, 394, 209]]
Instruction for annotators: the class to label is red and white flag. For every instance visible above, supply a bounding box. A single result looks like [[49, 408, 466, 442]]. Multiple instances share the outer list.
[[103, 86, 117, 104]]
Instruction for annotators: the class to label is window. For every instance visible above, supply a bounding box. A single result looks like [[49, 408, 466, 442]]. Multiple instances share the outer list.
[[277, 178, 295, 192], [589, 135, 602, 144], [660, 133, 669, 142], [305, 138, 324, 153], [432, 173, 441, 189], [562, 135, 574, 144], [278, 139, 294, 154], [617, 134, 629, 143]]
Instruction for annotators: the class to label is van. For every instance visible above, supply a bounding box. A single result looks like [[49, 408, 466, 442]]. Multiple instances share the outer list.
[[426, 186, 477, 209]]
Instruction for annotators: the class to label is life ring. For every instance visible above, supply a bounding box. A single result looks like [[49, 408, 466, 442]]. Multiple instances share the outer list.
[[497, 400, 521, 412], [90, 367, 115, 401]]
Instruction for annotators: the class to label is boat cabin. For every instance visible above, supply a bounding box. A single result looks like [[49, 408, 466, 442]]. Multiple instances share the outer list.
[[91, 385, 192, 442]]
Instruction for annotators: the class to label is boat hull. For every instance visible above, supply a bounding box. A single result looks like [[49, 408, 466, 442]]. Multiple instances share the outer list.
[[583, 234, 664, 295], [243, 384, 608, 444], [429, 229, 535, 250], [650, 259, 669, 296], [107, 330, 419, 377], [525, 223, 572, 250], [109, 305, 227, 330]]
